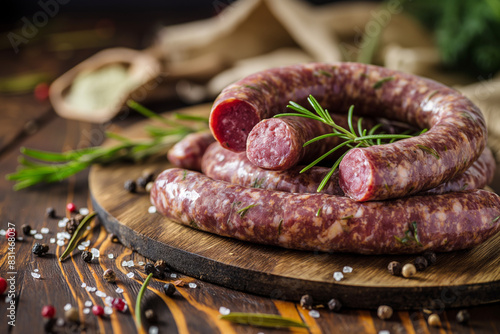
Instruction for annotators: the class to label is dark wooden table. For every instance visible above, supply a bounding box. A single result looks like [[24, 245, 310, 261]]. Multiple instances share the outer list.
[[1, 12, 499, 334]]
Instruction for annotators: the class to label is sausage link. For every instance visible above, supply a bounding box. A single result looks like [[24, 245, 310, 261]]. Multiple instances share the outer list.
[[203, 143, 496, 196], [151, 168, 500, 254], [209, 63, 487, 201], [167, 131, 215, 171], [246, 115, 376, 170]]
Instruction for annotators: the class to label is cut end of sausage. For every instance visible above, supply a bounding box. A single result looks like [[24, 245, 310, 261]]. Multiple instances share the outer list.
[[209, 99, 260, 152], [339, 148, 376, 202], [246, 118, 299, 170]]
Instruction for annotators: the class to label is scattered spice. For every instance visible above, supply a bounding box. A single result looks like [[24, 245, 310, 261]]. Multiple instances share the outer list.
[[124, 180, 137, 193], [414, 256, 428, 271], [144, 263, 157, 276], [5, 228, 16, 240], [300, 295, 313, 309], [387, 261, 402, 276], [103, 269, 116, 283], [163, 283, 176, 296], [0, 277, 7, 294], [327, 298, 342, 312], [32, 243, 49, 256], [42, 305, 56, 318], [65, 307, 80, 323], [377, 305, 393, 320], [422, 251, 437, 266], [46, 207, 56, 218], [81, 251, 93, 263], [66, 203, 77, 213], [22, 224, 32, 236], [402, 263, 417, 278], [66, 218, 80, 235], [154, 259, 168, 278], [145, 309, 156, 322], [92, 305, 104, 317], [138, 172, 154, 189], [173, 280, 185, 287], [428, 313, 441, 327], [456, 309, 470, 325]]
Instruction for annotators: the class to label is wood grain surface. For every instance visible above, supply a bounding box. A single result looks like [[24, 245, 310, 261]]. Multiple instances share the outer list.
[[89, 104, 500, 311], [1, 12, 500, 334]]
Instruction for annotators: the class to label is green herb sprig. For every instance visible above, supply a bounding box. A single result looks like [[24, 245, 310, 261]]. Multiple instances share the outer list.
[[59, 212, 97, 261], [275, 95, 423, 192], [135, 273, 153, 332], [6, 101, 207, 190]]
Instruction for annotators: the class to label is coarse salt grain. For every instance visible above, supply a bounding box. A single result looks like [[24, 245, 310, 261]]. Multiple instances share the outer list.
[[127, 272, 134, 278], [30, 230, 37, 235], [309, 310, 320, 318], [115, 287, 124, 294], [149, 326, 159, 334], [219, 307, 230, 315], [86, 286, 92, 292], [188, 283, 197, 289], [83, 308, 90, 314], [379, 331, 390, 334], [31, 272, 41, 279], [343, 266, 353, 273], [79, 207, 90, 215], [170, 273, 177, 279], [108, 254, 114, 259], [85, 301, 92, 307], [127, 260, 134, 267], [41, 227, 49, 234], [138, 261, 144, 266], [96, 291, 106, 298], [34, 234, 43, 240], [17, 237, 23, 241], [148, 206, 156, 214], [104, 306, 113, 315], [57, 240, 65, 247], [122, 260, 128, 267], [333, 272, 344, 281], [90, 287, 97, 292], [86, 226, 91, 230], [0, 229, 5, 236], [81, 240, 91, 247], [50, 238, 56, 244], [81, 283, 87, 288], [64, 303, 72, 311], [77, 245, 86, 251], [34, 269, 39, 273], [58, 219, 67, 228], [91, 248, 100, 258]]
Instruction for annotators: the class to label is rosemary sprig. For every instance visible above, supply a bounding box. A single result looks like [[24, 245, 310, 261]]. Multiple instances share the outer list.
[[276, 95, 422, 192], [135, 273, 153, 332], [6, 101, 207, 190], [219, 312, 309, 329], [59, 212, 97, 261]]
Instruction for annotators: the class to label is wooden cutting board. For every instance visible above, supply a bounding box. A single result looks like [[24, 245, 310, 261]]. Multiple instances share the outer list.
[[89, 104, 500, 310]]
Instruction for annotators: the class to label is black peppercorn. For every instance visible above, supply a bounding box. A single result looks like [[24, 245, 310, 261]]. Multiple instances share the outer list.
[[300, 294, 313, 309], [414, 256, 428, 271], [155, 259, 169, 276], [124, 180, 137, 193], [44, 317, 57, 333], [22, 224, 32, 236], [81, 251, 93, 263], [32, 243, 49, 256], [145, 309, 156, 322], [327, 298, 342, 312], [66, 218, 80, 235], [422, 251, 437, 266], [103, 269, 116, 283], [138, 172, 154, 189], [456, 309, 470, 325], [387, 261, 402, 276], [163, 283, 176, 296], [144, 263, 155, 275], [46, 207, 56, 219]]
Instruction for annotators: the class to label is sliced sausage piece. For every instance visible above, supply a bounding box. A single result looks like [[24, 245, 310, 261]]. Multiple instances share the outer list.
[[202, 143, 496, 196], [151, 168, 500, 254], [167, 131, 215, 171], [202, 142, 344, 195], [209, 62, 487, 201], [246, 115, 376, 170]]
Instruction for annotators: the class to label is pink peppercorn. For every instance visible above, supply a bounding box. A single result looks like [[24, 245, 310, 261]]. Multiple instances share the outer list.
[[92, 305, 104, 316], [0, 277, 7, 295], [111, 298, 126, 312], [41, 305, 56, 318], [5, 228, 16, 240], [66, 203, 77, 213], [34, 82, 50, 101]]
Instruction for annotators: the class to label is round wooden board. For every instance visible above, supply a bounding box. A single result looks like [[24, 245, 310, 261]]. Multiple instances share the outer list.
[[89, 104, 500, 310]]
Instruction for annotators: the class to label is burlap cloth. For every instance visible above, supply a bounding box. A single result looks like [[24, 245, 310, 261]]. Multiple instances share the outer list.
[[49, 0, 500, 159]]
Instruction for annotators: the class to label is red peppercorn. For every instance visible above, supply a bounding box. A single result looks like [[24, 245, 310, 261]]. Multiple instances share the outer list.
[[5, 228, 16, 240], [0, 277, 7, 295], [41, 305, 56, 318], [66, 203, 77, 213], [34, 82, 50, 101], [92, 305, 104, 316], [111, 298, 126, 312]]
